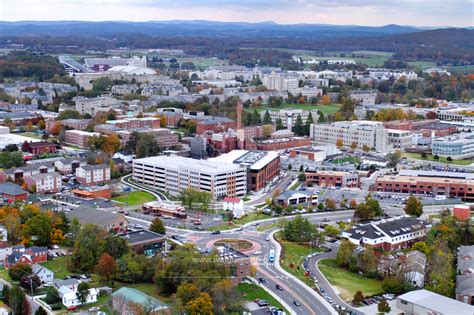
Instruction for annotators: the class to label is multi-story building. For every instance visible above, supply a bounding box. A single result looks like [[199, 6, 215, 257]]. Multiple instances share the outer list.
[[342, 215, 431, 251], [274, 190, 319, 208], [132, 156, 247, 199], [349, 89, 378, 106], [76, 164, 111, 186], [289, 87, 323, 98], [2, 164, 54, 181], [252, 137, 311, 151], [64, 130, 100, 148], [397, 289, 473, 315], [106, 117, 161, 130], [54, 157, 87, 175], [73, 96, 119, 116], [305, 170, 360, 188], [25, 172, 62, 194], [387, 129, 413, 149], [157, 111, 183, 127], [456, 246, 474, 305], [374, 175, 474, 201], [195, 117, 236, 134], [210, 150, 280, 192], [432, 133, 474, 159], [262, 72, 298, 91], [310, 121, 390, 152], [260, 108, 318, 130], [58, 118, 91, 131], [5, 246, 48, 268]]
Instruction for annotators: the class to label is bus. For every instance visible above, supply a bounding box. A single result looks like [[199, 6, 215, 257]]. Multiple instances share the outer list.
[[268, 250, 275, 263]]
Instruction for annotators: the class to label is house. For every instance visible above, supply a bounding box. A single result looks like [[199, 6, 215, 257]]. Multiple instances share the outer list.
[[222, 197, 245, 218], [0, 244, 24, 263], [0, 182, 28, 202], [4, 246, 47, 268], [456, 246, 474, 305], [61, 286, 99, 308], [341, 215, 431, 251], [117, 230, 167, 256], [54, 279, 80, 298], [66, 206, 128, 232], [453, 205, 472, 221], [76, 164, 111, 186], [397, 289, 474, 315], [0, 225, 8, 242], [21, 141, 57, 155], [24, 172, 62, 194], [0, 302, 11, 315], [111, 287, 169, 313], [54, 157, 87, 175], [274, 190, 318, 208], [378, 250, 426, 288], [32, 263, 54, 284]]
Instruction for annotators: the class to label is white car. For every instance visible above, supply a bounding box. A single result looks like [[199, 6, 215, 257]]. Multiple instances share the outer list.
[[253, 251, 262, 255]]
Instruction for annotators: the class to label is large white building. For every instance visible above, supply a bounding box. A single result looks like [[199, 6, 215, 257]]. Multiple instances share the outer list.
[[132, 156, 247, 199], [262, 72, 298, 91], [310, 120, 390, 152], [260, 108, 318, 130], [73, 96, 120, 116], [349, 89, 377, 106], [432, 133, 474, 159], [387, 129, 413, 149]]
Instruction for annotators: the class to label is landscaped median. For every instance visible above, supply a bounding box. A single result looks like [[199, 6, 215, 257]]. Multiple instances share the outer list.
[[237, 282, 289, 314], [317, 258, 384, 302]]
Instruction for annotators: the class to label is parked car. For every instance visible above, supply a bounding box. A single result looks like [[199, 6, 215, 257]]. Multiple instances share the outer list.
[[275, 284, 283, 291], [211, 230, 221, 235]]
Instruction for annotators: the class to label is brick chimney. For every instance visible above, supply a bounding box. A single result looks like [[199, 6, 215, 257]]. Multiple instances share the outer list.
[[236, 99, 243, 130]]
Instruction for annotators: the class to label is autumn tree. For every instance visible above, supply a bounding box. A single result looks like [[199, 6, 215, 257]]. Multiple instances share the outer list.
[[336, 239, 356, 267], [159, 115, 167, 127], [353, 290, 364, 304], [262, 124, 273, 138], [176, 283, 200, 306], [325, 198, 336, 210], [95, 253, 117, 282], [321, 94, 331, 105], [350, 142, 358, 149], [378, 298, 391, 313], [405, 196, 423, 217], [362, 144, 370, 152], [349, 199, 358, 209], [102, 134, 121, 155], [150, 217, 166, 234], [25, 121, 34, 132], [185, 292, 213, 315], [336, 138, 343, 148], [358, 249, 378, 276]]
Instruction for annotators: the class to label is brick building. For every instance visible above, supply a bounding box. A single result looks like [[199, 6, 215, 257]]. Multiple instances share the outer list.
[[342, 215, 431, 251], [106, 117, 161, 130], [195, 117, 236, 134], [374, 175, 474, 201], [305, 170, 360, 188], [0, 182, 28, 202], [289, 147, 327, 162], [65, 130, 100, 148], [253, 137, 311, 151], [5, 246, 48, 268], [22, 141, 57, 155], [76, 164, 111, 186]]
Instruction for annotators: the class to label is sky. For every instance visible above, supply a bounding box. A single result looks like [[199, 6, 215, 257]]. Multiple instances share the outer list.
[[0, 0, 473, 27]]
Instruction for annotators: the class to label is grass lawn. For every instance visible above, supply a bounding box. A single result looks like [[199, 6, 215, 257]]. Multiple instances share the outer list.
[[237, 283, 288, 313], [208, 212, 271, 231], [402, 152, 473, 166], [276, 234, 321, 287], [0, 268, 12, 282], [407, 61, 437, 69], [331, 156, 360, 164], [318, 258, 384, 301], [247, 103, 342, 116], [21, 132, 45, 140], [40, 256, 73, 279], [112, 191, 156, 205], [256, 221, 282, 232]]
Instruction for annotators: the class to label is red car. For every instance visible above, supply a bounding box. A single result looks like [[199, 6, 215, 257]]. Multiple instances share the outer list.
[[67, 305, 79, 311]]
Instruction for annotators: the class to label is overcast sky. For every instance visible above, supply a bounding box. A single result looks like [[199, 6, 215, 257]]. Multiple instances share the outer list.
[[0, 0, 472, 27]]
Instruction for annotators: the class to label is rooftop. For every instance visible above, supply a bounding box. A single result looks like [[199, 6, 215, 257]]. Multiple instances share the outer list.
[[209, 150, 279, 171], [117, 230, 166, 245], [111, 287, 168, 311], [66, 206, 127, 227], [377, 175, 474, 185], [134, 156, 244, 174], [0, 182, 27, 196], [397, 289, 474, 315]]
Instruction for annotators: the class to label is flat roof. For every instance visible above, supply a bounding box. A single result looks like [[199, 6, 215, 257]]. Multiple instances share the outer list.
[[377, 175, 474, 185], [134, 156, 243, 174], [397, 289, 474, 315], [209, 150, 279, 171], [399, 170, 474, 180]]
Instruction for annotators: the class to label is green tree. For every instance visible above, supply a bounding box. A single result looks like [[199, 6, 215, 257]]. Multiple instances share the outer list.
[[56, 109, 82, 120], [9, 264, 32, 281], [23, 213, 53, 246], [411, 241, 430, 255], [9, 286, 25, 315], [251, 109, 261, 125], [358, 249, 378, 276], [281, 215, 318, 242], [150, 217, 166, 234], [35, 306, 48, 315], [293, 114, 305, 136], [45, 286, 61, 304], [405, 196, 423, 217], [76, 282, 91, 305], [336, 239, 356, 267], [275, 118, 285, 130], [71, 224, 107, 271], [262, 111, 272, 124], [176, 283, 200, 305]]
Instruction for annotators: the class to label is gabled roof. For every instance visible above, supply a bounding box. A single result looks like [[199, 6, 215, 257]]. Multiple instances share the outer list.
[[0, 182, 27, 196], [32, 263, 53, 275], [223, 197, 241, 203], [80, 164, 108, 171], [66, 206, 127, 227], [27, 171, 61, 181], [7, 251, 31, 265]]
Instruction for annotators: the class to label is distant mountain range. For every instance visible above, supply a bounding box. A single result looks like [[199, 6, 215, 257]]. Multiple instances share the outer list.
[[0, 20, 429, 38]]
